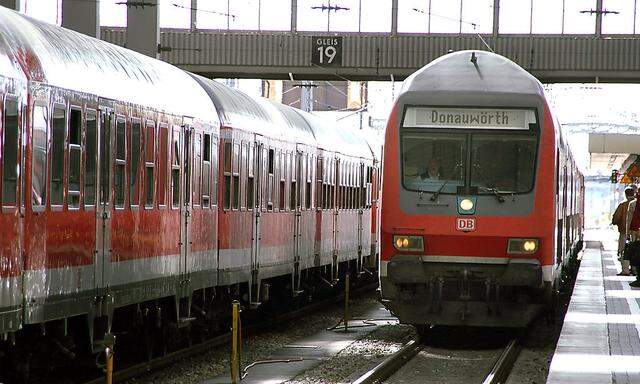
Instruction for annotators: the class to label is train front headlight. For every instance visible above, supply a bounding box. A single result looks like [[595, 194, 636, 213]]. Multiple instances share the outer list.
[[507, 238, 539, 254], [393, 235, 424, 252]]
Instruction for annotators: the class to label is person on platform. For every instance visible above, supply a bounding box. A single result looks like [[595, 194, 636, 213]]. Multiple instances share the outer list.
[[626, 189, 640, 287], [614, 188, 636, 275]]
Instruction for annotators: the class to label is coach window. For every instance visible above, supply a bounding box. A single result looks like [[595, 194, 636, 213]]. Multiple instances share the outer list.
[[278, 151, 285, 211], [247, 145, 255, 209], [68, 107, 82, 208], [267, 148, 274, 210], [240, 143, 247, 210], [31, 104, 48, 209], [193, 133, 202, 208], [223, 141, 231, 210], [171, 127, 181, 208], [144, 122, 155, 208], [233, 143, 240, 210], [306, 155, 312, 210], [130, 119, 141, 207], [157, 124, 168, 207], [2, 97, 19, 207], [85, 109, 97, 207], [316, 157, 323, 210], [202, 133, 211, 208], [212, 140, 218, 206], [114, 117, 126, 208], [290, 152, 297, 210], [50, 105, 66, 207]]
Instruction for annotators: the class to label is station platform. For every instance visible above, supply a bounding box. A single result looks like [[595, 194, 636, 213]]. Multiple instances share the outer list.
[[547, 229, 640, 384]]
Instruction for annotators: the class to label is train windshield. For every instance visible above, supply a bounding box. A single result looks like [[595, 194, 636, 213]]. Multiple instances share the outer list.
[[401, 107, 538, 195], [470, 134, 537, 194], [402, 132, 466, 193]]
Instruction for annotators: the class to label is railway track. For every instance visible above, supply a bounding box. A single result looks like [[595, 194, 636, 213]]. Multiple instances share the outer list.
[[352, 334, 521, 384], [83, 282, 378, 384]]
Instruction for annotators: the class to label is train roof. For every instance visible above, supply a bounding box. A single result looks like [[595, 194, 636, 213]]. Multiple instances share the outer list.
[[400, 50, 544, 97], [0, 7, 217, 123]]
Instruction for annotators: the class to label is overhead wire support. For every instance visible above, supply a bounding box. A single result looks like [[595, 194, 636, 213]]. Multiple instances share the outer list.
[[115, 1, 156, 8]]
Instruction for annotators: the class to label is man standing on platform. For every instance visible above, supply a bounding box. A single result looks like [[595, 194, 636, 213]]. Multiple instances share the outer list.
[[625, 188, 640, 286], [614, 187, 636, 276]]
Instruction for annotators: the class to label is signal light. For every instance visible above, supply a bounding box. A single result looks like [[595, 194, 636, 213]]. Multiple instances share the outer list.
[[507, 238, 539, 254], [393, 235, 424, 252]]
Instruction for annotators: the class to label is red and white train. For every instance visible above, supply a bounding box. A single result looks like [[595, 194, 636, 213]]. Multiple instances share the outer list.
[[379, 51, 583, 327], [0, 6, 380, 371]]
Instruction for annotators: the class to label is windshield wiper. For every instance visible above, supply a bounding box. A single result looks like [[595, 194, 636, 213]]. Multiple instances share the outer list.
[[472, 164, 505, 203], [430, 163, 462, 202]]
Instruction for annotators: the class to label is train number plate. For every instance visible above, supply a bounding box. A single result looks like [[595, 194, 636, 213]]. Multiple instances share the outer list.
[[456, 217, 476, 232]]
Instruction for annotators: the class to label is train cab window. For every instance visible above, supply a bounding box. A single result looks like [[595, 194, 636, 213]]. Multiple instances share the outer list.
[[51, 106, 66, 207], [171, 127, 181, 208], [212, 141, 218, 205], [247, 145, 255, 209], [144, 122, 155, 208], [31, 105, 48, 208], [85, 110, 97, 207], [223, 141, 231, 210], [202, 133, 211, 208], [2, 97, 19, 207], [130, 120, 141, 207], [68, 108, 82, 208], [158, 124, 168, 207], [233, 143, 240, 210], [115, 117, 127, 208]]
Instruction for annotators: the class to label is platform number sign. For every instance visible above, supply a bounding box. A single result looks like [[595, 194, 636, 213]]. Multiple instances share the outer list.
[[312, 36, 342, 67]]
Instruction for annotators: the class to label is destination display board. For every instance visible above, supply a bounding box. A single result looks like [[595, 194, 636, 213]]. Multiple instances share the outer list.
[[402, 107, 537, 130]]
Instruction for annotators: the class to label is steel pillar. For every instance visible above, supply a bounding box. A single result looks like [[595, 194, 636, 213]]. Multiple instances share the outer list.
[[62, 0, 100, 38], [126, 0, 159, 58]]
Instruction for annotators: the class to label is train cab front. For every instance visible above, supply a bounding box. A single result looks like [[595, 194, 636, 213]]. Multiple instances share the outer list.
[[380, 105, 555, 328]]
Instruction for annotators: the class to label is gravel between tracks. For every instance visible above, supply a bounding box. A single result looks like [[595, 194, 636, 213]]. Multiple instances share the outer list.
[[124, 293, 380, 384], [285, 324, 416, 384]]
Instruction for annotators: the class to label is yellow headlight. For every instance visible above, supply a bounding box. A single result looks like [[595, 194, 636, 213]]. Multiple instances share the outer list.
[[523, 240, 537, 252], [393, 235, 424, 252]]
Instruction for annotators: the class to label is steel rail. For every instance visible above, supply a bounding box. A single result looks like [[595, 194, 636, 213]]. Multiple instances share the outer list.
[[83, 281, 378, 384], [351, 338, 423, 384], [482, 338, 521, 384]]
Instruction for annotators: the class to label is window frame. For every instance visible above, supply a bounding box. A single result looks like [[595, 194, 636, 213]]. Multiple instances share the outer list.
[[31, 101, 49, 212], [114, 115, 127, 210], [144, 120, 156, 209], [50, 103, 66, 210], [84, 108, 97, 210], [67, 105, 83, 210], [2, 94, 20, 210]]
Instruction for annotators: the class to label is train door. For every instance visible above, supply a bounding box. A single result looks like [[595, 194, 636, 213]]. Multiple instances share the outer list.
[[293, 149, 303, 284], [180, 123, 192, 279], [357, 162, 365, 270], [96, 108, 113, 290], [251, 138, 265, 302]]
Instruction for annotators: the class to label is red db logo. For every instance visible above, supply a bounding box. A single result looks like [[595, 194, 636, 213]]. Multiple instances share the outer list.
[[456, 218, 476, 232]]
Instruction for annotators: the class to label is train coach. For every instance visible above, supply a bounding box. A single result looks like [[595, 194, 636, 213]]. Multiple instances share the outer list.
[[379, 51, 584, 328], [0, 6, 379, 378]]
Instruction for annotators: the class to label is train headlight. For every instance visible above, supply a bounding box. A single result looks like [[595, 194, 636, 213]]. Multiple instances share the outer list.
[[507, 238, 539, 254], [459, 198, 474, 211], [393, 235, 424, 252]]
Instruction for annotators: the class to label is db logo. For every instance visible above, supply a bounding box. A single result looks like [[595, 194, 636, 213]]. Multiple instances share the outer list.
[[456, 218, 476, 232]]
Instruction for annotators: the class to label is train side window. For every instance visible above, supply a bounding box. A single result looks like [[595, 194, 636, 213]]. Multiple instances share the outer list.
[[144, 122, 155, 208], [290, 152, 296, 210], [240, 143, 248, 210], [31, 104, 48, 209], [193, 133, 202, 208], [267, 148, 274, 210], [158, 124, 168, 207], [202, 133, 211, 208], [306, 155, 312, 210], [68, 107, 82, 208], [247, 145, 255, 209], [171, 127, 181, 208], [316, 156, 323, 210], [114, 117, 126, 208], [130, 119, 141, 207], [212, 140, 218, 205], [223, 141, 231, 210], [84, 109, 97, 207], [50, 105, 65, 207], [2, 97, 19, 207], [279, 152, 285, 211], [233, 143, 240, 210]]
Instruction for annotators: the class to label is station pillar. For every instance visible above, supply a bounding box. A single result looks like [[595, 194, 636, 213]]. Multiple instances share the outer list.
[[126, 0, 160, 59], [62, 0, 100, 38], [0, 0, 22, 11]]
